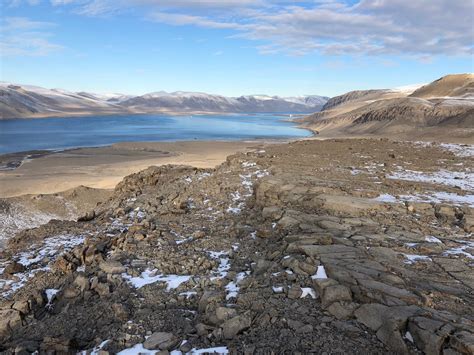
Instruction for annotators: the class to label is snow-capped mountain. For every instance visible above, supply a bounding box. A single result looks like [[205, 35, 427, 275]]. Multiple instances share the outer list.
[[0, 82, 127, 119], [0, 82, 329, 119]]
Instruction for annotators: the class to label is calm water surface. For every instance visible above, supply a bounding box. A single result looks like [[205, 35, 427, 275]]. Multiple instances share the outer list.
[[0, 113, 311, 154]]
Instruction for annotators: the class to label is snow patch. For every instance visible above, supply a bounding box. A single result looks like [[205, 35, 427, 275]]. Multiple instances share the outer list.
[[209, 251, 230, 280], [225, 271, 249, 300], [311, 265, 328, 279], [425, 236, 442, 243], [1, 233, 86, 298], [400, 192, 474, 207], [443, 240, 474, 259], [439, 143, 474, 157], [272, 286, 284, 293], [388, 169, 474, 191], [373, 194, 398, 203], [404, 254, 432, 264], [122, 269, 191, 291], [300, 287, 317, 299]]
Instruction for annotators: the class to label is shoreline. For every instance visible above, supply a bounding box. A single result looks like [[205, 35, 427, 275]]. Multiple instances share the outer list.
[[0, 110, 311, 121], [0, 139, 295, 198]]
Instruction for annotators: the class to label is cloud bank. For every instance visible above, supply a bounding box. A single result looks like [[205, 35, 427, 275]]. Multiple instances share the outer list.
[[9, 0, 474, 57]]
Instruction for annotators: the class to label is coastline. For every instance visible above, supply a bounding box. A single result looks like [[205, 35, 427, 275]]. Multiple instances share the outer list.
[[0, 109, 310, 121], [0, 139, 286, 197]]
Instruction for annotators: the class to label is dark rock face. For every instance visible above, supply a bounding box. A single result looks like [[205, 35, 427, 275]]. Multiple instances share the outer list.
[[0, 139, 472, 354]]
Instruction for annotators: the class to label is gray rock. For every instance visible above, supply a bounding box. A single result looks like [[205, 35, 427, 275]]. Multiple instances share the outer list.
[[449, 331, 474, 354], [408, 316, 448, 355], [12, 300, 29, 314], [287, 286, 303, 299], [252, 259, 275, 275], [321, 284, 352, 308], [143, 332, 178, 350], [327, 302, 358, 320], [299, 244, 362, 259], [376, 320, 408, 354], [0, 309, 22, 337], [262, 206, 283, 220], [462, 214, 474, 232], [222, 315, 251, 339], [99, 261, 126, 274], [216, 307, 237, 322], [77, 210, 95, 222], [94, 283, 110, 298], [3, 261, 25, 275], [198, 291, 223, 313], [313, 278, 339, 294], [277, 216, 300, 230], [354, 303, 389, 331], [73, 275, 90, 292]]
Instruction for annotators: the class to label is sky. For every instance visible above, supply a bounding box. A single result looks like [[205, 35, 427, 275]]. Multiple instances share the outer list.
[[1, 0, 473, 97]]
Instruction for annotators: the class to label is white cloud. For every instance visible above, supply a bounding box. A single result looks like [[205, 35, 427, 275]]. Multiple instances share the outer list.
[[24, 0, 474, 57], [0, 17, 64, 56]]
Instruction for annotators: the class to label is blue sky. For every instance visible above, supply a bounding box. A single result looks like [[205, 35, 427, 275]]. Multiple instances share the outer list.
[[1, 0, 473, 97]]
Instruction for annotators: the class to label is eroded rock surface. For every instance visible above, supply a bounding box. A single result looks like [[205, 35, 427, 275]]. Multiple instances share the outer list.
[[0, 139, 473, 354]]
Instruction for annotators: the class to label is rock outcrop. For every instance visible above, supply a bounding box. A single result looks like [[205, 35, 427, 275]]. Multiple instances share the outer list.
[[0, 138, 472, 354]]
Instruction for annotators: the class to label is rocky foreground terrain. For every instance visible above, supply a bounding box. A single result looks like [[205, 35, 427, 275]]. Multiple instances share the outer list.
[[0, 138, 473, 354]]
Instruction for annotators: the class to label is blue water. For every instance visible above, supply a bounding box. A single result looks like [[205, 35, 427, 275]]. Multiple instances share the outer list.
[[0, 113, 311, 154]]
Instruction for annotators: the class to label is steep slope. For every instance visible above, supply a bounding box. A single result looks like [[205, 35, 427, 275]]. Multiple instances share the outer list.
[[410, 73, 474, 99], [301, 74, 474, 140], [321, 90, 389, 111], [0, 83, 127, 119], [235, 95, 325, 113], [120, 91, 239, 113], [121, 92, 327, 113]]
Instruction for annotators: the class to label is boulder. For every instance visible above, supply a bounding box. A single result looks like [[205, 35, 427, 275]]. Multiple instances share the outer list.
[[222, 315, 251, 339], [216, 307, 237, 322], [0, 309, 22, 336], [407, 317, 449, 355], [321, 284, 352, 308], [143, 332, 178, 351], [354, 303, 389, 331], [287, 286, 303, 299], [327, 302, 358, 320], [3, 261, 25, 275], [462, 214, 474, 233], [262, 206, 283, 220], [77, 210, 95, 222], [198, 291, 223, 313], [319, 195, 388, 216], [99, 261, 126, 274]]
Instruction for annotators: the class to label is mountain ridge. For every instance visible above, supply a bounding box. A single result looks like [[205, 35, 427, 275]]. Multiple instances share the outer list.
[[299, 73, 474, 141], [0, 82, 329, 119]]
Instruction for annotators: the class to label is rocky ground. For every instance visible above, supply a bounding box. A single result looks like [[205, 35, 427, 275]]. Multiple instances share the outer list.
[[0, 138, 473, 354]]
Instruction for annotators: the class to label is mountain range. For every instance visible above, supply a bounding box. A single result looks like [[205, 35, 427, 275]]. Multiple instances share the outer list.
[[0, 83, 328, 119]]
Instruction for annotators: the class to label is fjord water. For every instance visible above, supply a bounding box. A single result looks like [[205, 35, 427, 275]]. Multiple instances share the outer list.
[[0, 114, 312, 154]]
